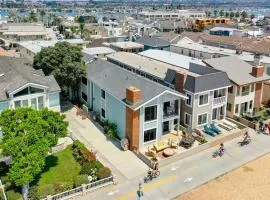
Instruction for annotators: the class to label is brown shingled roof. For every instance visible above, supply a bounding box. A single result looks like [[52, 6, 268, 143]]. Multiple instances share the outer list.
[[180, 32, 270, 55]]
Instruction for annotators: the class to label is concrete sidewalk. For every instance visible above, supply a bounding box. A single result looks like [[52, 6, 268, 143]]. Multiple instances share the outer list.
[[63, 106, 148, 182], [77, 131, 270, 200]]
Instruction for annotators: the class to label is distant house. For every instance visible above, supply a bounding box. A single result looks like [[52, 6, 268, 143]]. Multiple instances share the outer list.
[[0, 23, 48, 43], [136, 36, 170, 51], [204, 55, 270, 117], [209, 27, 243, 37], [109, 41, 143, 53], [18, 39, 87, 61], [82, 47, 115, 59], [0, 56, 61, 112]]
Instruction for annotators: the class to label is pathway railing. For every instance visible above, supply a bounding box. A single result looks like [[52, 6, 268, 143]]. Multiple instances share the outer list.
[[41, 176, 114, 200]]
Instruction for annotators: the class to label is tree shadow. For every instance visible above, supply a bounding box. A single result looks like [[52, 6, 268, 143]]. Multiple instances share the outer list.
[[31, 155, 58, 186]]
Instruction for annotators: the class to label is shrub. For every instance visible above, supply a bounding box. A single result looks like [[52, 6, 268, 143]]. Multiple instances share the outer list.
[[80, 160, 103, 175], [37, 184, 55, 198], [72, 140, 96, 165], [6, 190, 22, 200], [28, 186, 40, 200], [53, 181, 73, 193], [73, 174, 89, 187], [98, 167, 111, 180]]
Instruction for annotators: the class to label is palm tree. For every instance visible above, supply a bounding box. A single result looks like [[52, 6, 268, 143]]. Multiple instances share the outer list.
[[214, 10, 218, 17], [219, 10, 224, 17], [40, 10, 46, 24], [79, 22, 85, 38], [241, 11, 248, 19], [230, 12, 235, 19]]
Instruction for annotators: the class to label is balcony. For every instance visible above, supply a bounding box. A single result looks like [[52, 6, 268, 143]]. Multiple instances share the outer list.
[[163, 107, 178, 119], [213, 96, 226, 106]]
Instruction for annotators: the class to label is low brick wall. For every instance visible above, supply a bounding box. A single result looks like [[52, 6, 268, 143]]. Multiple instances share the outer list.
[[138, 127, 249, 168], [233, 115, 258, 130]]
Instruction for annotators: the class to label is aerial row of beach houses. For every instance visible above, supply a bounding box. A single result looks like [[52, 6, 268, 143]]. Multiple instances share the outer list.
[[0, 18, 270, 151]]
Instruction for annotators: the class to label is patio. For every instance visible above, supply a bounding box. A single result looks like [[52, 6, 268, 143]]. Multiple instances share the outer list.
[[138, 118, 248, 167], [141, 130, 201, 162]]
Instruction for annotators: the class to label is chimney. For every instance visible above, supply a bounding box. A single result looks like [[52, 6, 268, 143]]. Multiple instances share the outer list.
[[174, 71, 187, 93], [126, 86, 141, 104], [252, 54, 265, 78]]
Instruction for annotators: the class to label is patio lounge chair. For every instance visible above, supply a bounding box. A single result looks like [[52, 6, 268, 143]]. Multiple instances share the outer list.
[[204, 125, 217, 137], [210, 122, 221, 134], [154, 140, 169, 152]]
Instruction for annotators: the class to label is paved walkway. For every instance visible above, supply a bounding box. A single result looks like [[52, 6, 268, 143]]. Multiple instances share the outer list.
[[77, 131, 270, 200], [63, 106, 148, 182]]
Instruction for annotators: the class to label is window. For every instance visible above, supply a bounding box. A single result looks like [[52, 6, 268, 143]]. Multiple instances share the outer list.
[[38, 96, 44, 109], [228, 86, 233, 94], [144, 105, 157, 122], [101, 89, 105, 99], [249, 100, 253, 109], [82, 77, 87, 85], [198, 113, 208, 125], [236, 86, 240, 96], [29, 87, 44, 94], [31, 98, 37, 109], [251, 84, 255, 92], [22, 99, 28, 107], [235, 104, 239, 114], [101, 108, 105, 118], [174, 119, 178, 125], [14, 100, 21, 108], [185, 113, 191, 126], [13, 87, 29, 97], [186, 93, 192, 106], [82, 92, 87, 102], [242, 86, 250, 96], [227, 103, 232, 111], [144, 128, 156, 143], [199, 94, 209, 106]]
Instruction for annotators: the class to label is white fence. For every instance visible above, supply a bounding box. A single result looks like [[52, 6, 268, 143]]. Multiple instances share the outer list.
[[41, 176, 114, 200]]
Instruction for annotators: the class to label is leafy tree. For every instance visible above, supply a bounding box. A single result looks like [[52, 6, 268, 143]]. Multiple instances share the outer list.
[[219, 9, 224, 17], [235, 11, 240, 18], [230, 12, 235, 18], [28, 11, 37, 23], [0, 108, 68, 199], [225, 12, 229, 18], [33, 42, 86, 98], [40, 9, 46, 23]]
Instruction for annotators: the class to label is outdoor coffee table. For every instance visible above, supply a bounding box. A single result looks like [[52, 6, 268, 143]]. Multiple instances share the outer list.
[[163, 148, 175, 157]]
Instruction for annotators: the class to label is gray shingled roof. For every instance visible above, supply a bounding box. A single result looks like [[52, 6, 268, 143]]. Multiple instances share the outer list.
[[204, 56, 270, 85], [0, 56, 60, 101], [184, 71, 231, 93], [86, 57, 185, 110], [136, 36, 170, 47]]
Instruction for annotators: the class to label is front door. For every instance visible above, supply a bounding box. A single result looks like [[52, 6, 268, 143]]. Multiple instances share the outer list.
[[163, 121, 169, 133]]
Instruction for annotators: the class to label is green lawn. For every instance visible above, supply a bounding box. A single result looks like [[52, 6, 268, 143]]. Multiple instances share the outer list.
[[36, 145, 82, 197]]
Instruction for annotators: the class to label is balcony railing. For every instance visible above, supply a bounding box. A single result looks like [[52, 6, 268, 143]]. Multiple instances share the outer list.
[[213, 96, 226, 105], [241, 91, 249, 96], [163, 109, 178, 119]]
